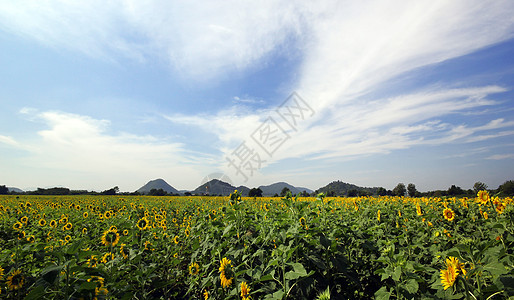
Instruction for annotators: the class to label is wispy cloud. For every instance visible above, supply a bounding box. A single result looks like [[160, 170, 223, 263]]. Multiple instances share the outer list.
[[486, 154, 514, 160], [12, 110, 214, 190], [0, 135, 19, 147]]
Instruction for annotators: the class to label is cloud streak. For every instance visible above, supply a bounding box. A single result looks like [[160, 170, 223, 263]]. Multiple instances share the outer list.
[[11, 110, 212, 190]]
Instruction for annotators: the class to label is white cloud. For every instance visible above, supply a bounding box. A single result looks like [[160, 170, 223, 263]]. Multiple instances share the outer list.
[[0, 0, 306, 81], [0, 135, 19, 147], [486, 154, 514, 160], [13, 111, 212, 190]]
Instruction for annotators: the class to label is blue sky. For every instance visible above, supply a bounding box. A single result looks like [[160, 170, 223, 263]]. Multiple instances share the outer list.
[[1, 1, 513, 192]]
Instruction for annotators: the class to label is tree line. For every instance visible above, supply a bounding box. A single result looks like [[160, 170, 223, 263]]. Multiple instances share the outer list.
[[1, 180, 513, 197]]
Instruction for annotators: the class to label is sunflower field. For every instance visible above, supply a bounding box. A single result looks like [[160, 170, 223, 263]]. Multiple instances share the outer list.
[[0, 191, 513, 299]]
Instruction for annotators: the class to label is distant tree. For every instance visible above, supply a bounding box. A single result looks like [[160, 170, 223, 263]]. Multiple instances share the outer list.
[[407, 183, 417, 197], [447, 185, 464, 196], [473, 182, 488, 194], [0, 185, 8, 194], [184, 192, 192, 196], [299, 190, 310, 197], [248, 188, 263, 197], [327, 190, 336, 197], [101, 186, 119, 195], [357, 190, 370, 197], [148, 188, 167, 196], [497, 180, 514, 197], [280, 187, 290, 197], [376, 187, 387, 196], [347, 189, 358, 197], [392, 183, 406, 196], [273, 193, 279, 197]]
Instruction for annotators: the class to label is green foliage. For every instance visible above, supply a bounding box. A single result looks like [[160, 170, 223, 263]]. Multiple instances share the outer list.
[[0, 193, 512, 299], [392, 183, 406, 196]]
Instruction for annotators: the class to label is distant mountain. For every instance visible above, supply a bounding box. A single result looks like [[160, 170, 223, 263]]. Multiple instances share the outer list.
[[258, 182, 312, 196], [315, 180, 379, 196], [192, 179, 239, 196], [236, 185, 250, 196], [8, 187, 23, 193], [137, 179, 180, 195]]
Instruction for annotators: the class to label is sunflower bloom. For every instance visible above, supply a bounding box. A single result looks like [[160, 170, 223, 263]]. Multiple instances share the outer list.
[[240, 281, 251, 300], [39, 219, 46, 226], [440, 265, 458, 290], [299, 217, 308, 229], [496, 202, 506, 214], [443, 208, 455, 222], [446, 256, 466, 276], [101, 229, 120, 247], [0, 266, 4, 280], [203, 290, 209, 300], [189, 262, 200, 276], [416, 203, 422, 216], [477, 190, 489, 205], [377, 210, 381, 222], [7, 269, 24, 290], [136, 217, 149, 230], [219, 257, 233, 288]]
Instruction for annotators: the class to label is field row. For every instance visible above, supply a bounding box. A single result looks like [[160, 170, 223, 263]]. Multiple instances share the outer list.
[[0, 192, 512, 299]]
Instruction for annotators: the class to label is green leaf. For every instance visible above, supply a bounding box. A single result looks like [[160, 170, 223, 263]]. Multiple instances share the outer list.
[[272, 290, 285, 300], [404, 279, 419, 294], [288, 262, 307, 275], [484, 261, 507, 277], [40, 264, 64, 285], [392, 266, 401, 281], [374, 286, 391, 300], [320, 234, 330, 249], [24, 286, 47, 300], [285, 271, 303, 280]]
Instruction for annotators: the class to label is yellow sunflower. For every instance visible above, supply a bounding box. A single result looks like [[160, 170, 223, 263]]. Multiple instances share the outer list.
[[240, 281, 251, 300], [477, 190, 489, 205], [189, 262, 200, 276], [123, 229, 129, 236], [0, 266, 4, 280], [83, 212, 88, 218], [101, 252, 115, 264], [377, 210, 381, 222], [64, 235, 71, 243], [173, 235, 179, 244], [38, 219, 46, 226], [87, 255, 98, 268], [446, 257, 466, 276], [13, 222, 22, 230], [483, 211, 488, 220], [136, 217, 149, 230], [203, 289, 209, 300], [64, 222, 73, 230], [299, 217, 308, 229], [82, 228, 88, 235], [7, 269, 24, 290], [120, 244, 129, 259], [26, 235, 35, 243], [49, 220, 58, 228], [496, 202, 506, 214], [443, 208, 455, 222], [219, 257, 233, 288], [20, 216, 28, 224], [416, 203, 423, 216], [440, 265, 457, 290], [17, 231, 26, 240], [101, 229, 120, 247], [104, 211, 112, 219]]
